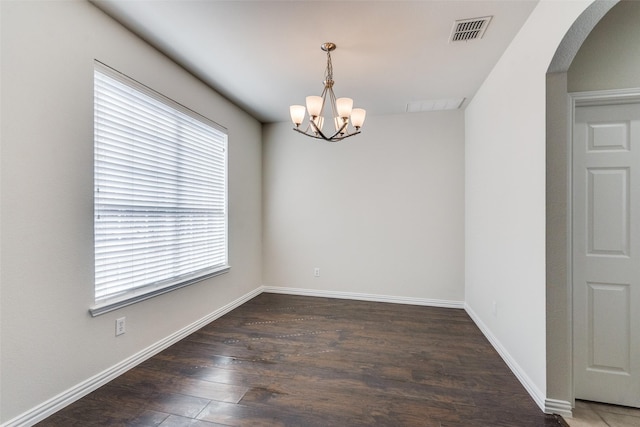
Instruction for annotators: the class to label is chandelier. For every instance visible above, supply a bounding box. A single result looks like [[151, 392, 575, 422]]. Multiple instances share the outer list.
[[289, 42, 366, 142]]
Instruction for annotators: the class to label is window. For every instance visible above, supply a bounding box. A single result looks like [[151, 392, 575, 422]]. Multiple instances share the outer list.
[[91, 62, 228, 316]]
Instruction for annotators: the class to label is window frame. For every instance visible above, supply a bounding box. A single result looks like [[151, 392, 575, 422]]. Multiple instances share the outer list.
[[90, 61, 229, 317]]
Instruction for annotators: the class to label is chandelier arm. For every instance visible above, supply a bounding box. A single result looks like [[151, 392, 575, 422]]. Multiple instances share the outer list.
[[292, 127, 361, 142], [303, 114, 327, 139], [309, 118, 321, 135], [293, 127, 314, 137], [335, 130, 361, 140], [292, 127, 329, 140], [326, 121, 349, 140], [311, 124, 332, 141], [323, 129, 361, 141], [299, 120, 313, 135]]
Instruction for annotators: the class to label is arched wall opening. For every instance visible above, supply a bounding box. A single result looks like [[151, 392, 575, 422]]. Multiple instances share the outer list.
[[545, 0, 620, 415]]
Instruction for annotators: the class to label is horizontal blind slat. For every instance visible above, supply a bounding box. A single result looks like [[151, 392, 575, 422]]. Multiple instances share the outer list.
[[94, 65, 228, 305]]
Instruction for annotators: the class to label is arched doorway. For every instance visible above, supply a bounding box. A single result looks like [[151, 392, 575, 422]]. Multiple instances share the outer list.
[[545, 0, 636, 417]]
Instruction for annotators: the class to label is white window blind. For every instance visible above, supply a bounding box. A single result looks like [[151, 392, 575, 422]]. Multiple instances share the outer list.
[[92, 63, 228, 316]]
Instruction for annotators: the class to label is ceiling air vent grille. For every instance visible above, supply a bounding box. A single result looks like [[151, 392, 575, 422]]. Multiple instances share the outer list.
[[450, 16, 492, 42]]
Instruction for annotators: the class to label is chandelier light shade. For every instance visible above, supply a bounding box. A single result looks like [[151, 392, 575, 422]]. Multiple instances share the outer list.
[[290, 42, 366, 142]]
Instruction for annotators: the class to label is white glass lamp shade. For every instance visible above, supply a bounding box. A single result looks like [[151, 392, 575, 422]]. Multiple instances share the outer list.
[[290, 105, 306, 125], [306, 96, 323, 117], [351, 108, 366, 128], [336, 97, 353, 118]]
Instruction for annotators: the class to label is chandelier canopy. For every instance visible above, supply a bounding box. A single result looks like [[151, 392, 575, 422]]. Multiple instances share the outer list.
[[289, 42, 366, 142]]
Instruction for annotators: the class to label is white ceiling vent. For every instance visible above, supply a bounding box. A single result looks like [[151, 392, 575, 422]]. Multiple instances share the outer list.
[[406, 98, 465, 113], [450, 16, 492, 42]]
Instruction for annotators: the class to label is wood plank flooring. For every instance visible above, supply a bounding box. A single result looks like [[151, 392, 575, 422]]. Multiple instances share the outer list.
[[37, 293, 566, 426]]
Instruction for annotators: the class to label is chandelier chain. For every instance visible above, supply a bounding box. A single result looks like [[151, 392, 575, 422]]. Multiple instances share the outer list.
[[324, 50, 334, 85]]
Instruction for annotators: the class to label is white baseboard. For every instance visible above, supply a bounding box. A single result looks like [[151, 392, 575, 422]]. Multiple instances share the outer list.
[[545, 398, 573, 418], [464, 303, 547, 413], [261, 285, 465, 309], [2, 286, 263, 427]]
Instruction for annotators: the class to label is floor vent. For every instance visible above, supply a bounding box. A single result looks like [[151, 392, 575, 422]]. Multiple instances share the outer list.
[[450, 16, 492, 42]]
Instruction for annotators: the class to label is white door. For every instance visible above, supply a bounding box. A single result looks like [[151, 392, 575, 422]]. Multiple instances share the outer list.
[[573, 100, 640, 408]]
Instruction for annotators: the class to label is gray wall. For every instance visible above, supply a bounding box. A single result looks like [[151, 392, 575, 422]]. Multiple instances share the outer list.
[[568, 0, 640, 92], [262, 111, 465, 304], [0, 1, 262, 422], [545, 70, 572, 408], [465, 0, 595, 411]]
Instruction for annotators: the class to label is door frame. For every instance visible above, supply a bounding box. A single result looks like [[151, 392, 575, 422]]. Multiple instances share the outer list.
[[568, 87, 640, 406]]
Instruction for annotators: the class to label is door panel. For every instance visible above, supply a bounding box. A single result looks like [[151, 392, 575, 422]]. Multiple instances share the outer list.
[[588, 282, 629, 373], [587, 167, 629, 256], [573, 102, 640, 408]]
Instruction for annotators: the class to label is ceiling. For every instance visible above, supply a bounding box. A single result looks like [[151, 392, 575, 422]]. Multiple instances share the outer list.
[[91, 0, 539, 124]]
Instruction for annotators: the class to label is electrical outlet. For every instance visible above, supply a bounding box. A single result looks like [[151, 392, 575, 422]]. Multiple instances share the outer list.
[[314, 267, 320, 277], [115, 317, 126, 336], [492, 301, 498, 317]]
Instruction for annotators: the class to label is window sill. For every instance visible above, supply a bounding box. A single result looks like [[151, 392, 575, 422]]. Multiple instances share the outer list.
[[89, 266, 231, 317]]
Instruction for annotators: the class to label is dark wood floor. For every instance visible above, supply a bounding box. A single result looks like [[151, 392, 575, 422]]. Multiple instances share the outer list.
[[37, 293, 566, 426]]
